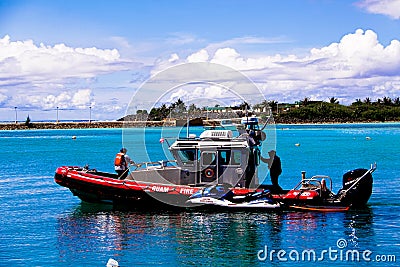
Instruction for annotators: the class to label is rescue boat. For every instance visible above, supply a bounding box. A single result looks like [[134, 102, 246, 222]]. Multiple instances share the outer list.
[[54, 117, 375, 211]]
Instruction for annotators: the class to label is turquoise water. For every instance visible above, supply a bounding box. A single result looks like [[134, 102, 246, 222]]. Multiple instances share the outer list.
[[0, 124, 399, 266]]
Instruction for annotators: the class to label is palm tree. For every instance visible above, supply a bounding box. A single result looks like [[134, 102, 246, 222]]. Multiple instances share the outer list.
[[352, 99, 363, 106], [238, 101, 251, 110], [364, 97, 371, 104], [301, 97, 310, 106], [329, 97, 339, 104], [188, 103, 198, 112], [383, 96, 392, 106], [253, 100, 271, 112], [268, 100, 278, 112]]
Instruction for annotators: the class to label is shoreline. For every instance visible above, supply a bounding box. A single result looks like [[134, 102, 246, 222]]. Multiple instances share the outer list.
[[1, 119, 400, 130], [0, 121, 173, 130]]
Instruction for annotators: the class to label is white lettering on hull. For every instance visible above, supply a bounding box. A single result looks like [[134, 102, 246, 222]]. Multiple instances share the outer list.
[[151, 186, 170, 192], [150, 186, 195, 195], [179, 188, 195, 195]]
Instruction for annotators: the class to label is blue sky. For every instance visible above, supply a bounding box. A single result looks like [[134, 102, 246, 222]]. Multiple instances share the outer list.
[[1, 0, 400, 121]]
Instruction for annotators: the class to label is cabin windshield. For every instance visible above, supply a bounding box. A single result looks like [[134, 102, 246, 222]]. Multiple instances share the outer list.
[[202, 152, 216, 166], [219, 150, 241, 165], [177, 149, 196, 166]]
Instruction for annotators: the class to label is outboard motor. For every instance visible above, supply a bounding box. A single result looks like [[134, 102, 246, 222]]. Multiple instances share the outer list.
[[337, 168, 373, 207]]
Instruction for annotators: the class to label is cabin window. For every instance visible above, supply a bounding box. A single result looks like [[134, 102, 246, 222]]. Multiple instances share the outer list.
[[219, 151, 229, 165], [202, 152, 216, 166], [219, 150, 241, 166], [177, 149, 196, 166], [231, 150, 241, 165]]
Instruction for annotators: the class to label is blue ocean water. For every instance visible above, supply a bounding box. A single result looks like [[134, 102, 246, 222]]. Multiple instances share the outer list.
[[0, 124, 399, 266]]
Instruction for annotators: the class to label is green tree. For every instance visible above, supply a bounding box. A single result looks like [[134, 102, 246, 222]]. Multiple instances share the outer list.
[[364, 97, 371, 104], [301, 97, 310, 106], [329, 97, 339, 104], [25, 115, 33, 128], [188, 103, 199, 113], [149, 104, 170, 120], [394, 97, 400, 106], [136, 109, 148, 114], [238, 101, 251, 110], [383, 96, 392, 106]]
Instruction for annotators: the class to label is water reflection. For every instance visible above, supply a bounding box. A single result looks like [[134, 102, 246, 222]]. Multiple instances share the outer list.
[[174, 212, 284, 266], [57, 204, 284, 266], [57, 204, 377, 266], [343, 207, 375, 248]]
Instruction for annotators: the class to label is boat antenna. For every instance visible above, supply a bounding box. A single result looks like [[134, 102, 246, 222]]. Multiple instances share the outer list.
[[260, 107, 273, 131], [186, 113, 189, 138], [186, 95, 189, 138], [245, 103, 249, 128]]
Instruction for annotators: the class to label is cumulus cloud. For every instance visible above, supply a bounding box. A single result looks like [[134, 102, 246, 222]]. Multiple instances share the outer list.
[[167, 85, 229, 103], [187, 49, 209, 62], [0, 35, 124, 84], [203, 29, 400, 77], [161, 29, 400, 104], [14, 89, 94, 110], [71, 89, 94, 109], [357, 0, 400, 19], [0, 35, 133, 119], [308, 29, 400, 77], [161, 84, 244, 109]]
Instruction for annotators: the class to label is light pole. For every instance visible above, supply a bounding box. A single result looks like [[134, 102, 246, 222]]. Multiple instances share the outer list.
[[89, 106, 92, 123], [14, 107, 17, 124], [56, 107, 59, 123]]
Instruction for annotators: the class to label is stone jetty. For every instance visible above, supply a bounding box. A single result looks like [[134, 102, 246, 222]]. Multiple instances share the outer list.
[[0, 120, 177, 130]]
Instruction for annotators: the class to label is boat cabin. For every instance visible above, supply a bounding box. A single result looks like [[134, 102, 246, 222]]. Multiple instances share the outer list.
[[169, 129, 259, 187], [124, 117, 264, 188]]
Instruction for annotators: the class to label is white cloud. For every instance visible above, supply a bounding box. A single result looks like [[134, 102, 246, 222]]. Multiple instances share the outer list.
[[357, 0, 400, 19], [71, 89, 94, 109], [43, 92, 71, 109], [168, 53, 180, 63], [211, 48, 241, 65], [0, 35, 133, 120], [0, 35, 127, 86], [187, 49, 209, 62], [207, 47, 288, 71], [13, 89, 94, 111], [159, 29, 400, 104], [164, 85, 237, 108], [309, 29, 400, 78]]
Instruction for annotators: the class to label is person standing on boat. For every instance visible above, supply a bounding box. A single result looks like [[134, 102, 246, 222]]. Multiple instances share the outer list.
[[114, 148, 134, 179], [261, 150, 282, 193], [244, 130, 259, 188]]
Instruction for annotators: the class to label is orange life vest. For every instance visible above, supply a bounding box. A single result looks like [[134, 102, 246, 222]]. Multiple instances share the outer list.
[[114, 153, 126, 166]]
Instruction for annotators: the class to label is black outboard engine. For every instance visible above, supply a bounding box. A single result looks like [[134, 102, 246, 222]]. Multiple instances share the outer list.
[[337, 168, 373, 207]]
